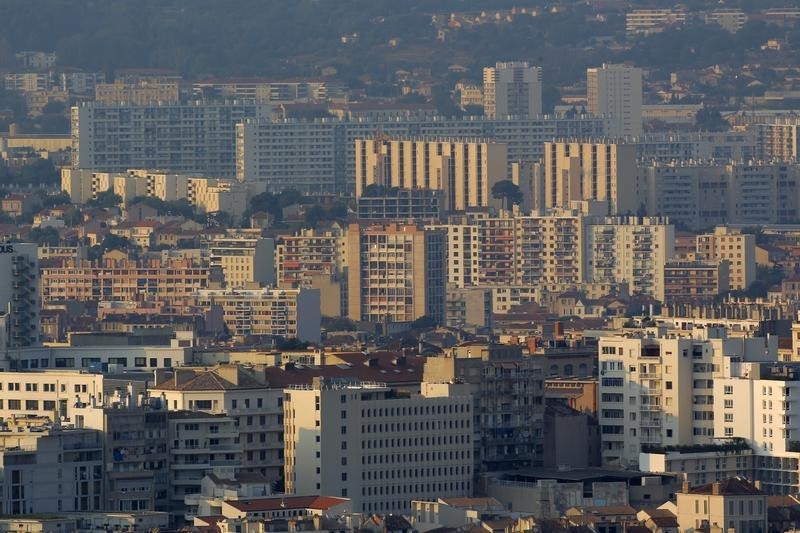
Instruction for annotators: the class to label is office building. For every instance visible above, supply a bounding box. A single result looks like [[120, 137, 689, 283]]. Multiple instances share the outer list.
[[345, 223, 446, 325], [153, 366, 285, 484], [482, 62, 543, 118], [236, 115, 607, 194], [283, 378, 472, 514], [586, 216, 675, 300], [0, 426, 104, 514], [207, 230, 275, 288], [71, 101, 269, 177], [424, 343, 545, 473], [587, 64, 643, 137], [195, 287, 321, 343], [696, 227, 756, 291], [543, 140, 639, 215], [0, 243, 40, 347], [354, 137, 508, 212]]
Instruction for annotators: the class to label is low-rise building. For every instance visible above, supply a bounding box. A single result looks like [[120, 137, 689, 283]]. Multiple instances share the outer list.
[[676, 478, 767, 533]]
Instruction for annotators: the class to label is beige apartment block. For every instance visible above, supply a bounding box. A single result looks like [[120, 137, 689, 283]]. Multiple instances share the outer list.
[[355, 137, 508, 212], [696, 227, 756, 291], [94, 80, 180, 105], [194, 287, 321, 343], [345, 223, 446, 324], [543, 140, 639, 215], [208, 230, 275, 288]]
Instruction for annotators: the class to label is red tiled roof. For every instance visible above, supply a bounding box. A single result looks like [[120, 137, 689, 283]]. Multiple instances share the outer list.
[[226, 496, 348, 512]]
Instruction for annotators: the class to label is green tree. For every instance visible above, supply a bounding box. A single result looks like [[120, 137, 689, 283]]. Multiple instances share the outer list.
[[88, 189, 122, 208], [28, 226, 60, 246], [491, 180, 523, 211], [694, 107, 729, 132]]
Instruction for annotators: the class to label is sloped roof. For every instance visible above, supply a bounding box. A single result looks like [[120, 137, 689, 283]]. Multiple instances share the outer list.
[[687, 477, 762, 496], [226, 495, 348, 512], [153, 368, 265, 391]]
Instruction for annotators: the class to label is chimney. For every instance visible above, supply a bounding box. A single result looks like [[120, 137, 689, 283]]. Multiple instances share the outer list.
[[554, 321, 564, 338], [711, 481, 721, 495], [754, 479, 762, 490], [682, 479, 690, 494], [526, 336, 538, 353]]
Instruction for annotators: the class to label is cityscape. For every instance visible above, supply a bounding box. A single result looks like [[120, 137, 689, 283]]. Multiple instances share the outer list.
[[3, 1, 800, 532]]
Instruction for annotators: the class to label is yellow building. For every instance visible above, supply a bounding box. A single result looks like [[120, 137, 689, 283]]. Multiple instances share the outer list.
[[354, 137, 508, 212], [676, 478, 766, 533]]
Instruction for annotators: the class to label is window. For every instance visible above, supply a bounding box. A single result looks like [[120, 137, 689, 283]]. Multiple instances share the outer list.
[[725, 413, 733, 422], [134, 357, 146, 367], [8, 400, 20, 409], [665, 381, 673, 390], [25, 400, 38, 410], [724, 386, 733, 395], [195, 400, 212, 410]]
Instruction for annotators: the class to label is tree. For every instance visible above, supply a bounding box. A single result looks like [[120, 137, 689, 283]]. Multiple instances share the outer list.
[[100, 233, 132, 252], [88, 189, 122, 208], [694, 107, 729, 132], [41, 192, 71, 208], [28, 226, 60, 246], [491, 180, 523, 211]]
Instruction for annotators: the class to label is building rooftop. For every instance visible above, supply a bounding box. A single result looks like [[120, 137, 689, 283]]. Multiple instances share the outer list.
[[225, 496, 348, 513], [686, 477, 763, 496]]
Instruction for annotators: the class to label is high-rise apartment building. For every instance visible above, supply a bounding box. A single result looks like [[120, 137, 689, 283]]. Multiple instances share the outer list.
[[586, 216, 675, 300], [236, 115, 607, 194], [640, 161, 800, 230], [543, 140, 640, 215], [345, 223, 446, 325], [587, 64, 643, 137], [714, 362, 800, 495], [0, 243, 40, 347], [598, 329, 775, 468], [696, 227, 756, 291], [354, 137, 508, 212], [483, 62, 543, 118], [71, 101, 269, 177], [424, 343, 545, 473], [283, 378, 472, 514]]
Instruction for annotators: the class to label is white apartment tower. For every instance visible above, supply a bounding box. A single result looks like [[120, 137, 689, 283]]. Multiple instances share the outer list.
[[483, 62, 543, 118], [598, 329, 776, 468], [284, 378, 472, 515], [587, 64, 643, 137]]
